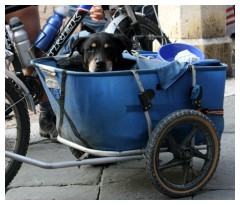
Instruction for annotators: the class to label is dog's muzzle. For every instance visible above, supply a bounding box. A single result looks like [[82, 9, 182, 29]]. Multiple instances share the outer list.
[[96, 59, 106, 69]]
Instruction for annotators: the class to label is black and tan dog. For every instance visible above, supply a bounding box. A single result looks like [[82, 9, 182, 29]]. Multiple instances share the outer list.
[[70, 32, 132, 72]]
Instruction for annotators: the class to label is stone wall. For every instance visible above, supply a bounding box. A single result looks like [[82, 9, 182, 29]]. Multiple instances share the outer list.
[[158, 5, 232, 76]]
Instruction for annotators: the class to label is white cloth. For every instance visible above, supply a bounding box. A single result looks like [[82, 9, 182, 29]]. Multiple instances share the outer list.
[[174, 49, 200, 63]]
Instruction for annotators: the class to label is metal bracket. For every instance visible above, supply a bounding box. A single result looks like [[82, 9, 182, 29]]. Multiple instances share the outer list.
[[131, 69, 155, 138], [138, 89, 155, 111], [189, 64, 203, 109]]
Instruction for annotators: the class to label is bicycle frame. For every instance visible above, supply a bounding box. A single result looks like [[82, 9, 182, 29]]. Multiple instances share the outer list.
[[5, 5, 167, 108], [46, 6, 92, 56], [105, 5, 170, 48], [5, 6, 93, 111], [6, 5, 166, 70], [46, 5, 150, 55]]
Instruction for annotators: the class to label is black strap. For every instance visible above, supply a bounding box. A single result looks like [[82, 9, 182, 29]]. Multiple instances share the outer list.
[[58, 70, 90, 147], [58, 70, 67, 136]]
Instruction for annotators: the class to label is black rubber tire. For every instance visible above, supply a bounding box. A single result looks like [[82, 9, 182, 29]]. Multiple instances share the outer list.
[[146, 109, 220, 198], [5, 78, 30, 187], [114, 15, 170, 50]]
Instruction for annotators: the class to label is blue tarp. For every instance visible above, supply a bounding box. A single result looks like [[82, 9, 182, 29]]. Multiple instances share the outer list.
[[123, 51, 189, 90]]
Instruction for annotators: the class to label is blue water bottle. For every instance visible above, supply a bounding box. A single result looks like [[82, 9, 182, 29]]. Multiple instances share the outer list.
[[34, 6, 69, 52]]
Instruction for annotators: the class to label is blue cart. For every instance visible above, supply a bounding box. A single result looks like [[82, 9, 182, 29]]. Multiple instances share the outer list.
[[9, 52, 227, 198]]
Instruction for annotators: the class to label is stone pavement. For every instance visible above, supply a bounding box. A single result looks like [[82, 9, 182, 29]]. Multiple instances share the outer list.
[[5, 78, 235, 200]]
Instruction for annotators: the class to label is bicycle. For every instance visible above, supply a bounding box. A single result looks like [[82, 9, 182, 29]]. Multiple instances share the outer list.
[[5, 5, 169, 187], [105, 5, 170, 50]]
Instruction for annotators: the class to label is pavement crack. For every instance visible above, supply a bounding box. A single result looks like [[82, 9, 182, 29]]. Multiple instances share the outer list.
[[96, 166, 104, 200], [29, 139, 49, 145], [223, 131, 235, 134]]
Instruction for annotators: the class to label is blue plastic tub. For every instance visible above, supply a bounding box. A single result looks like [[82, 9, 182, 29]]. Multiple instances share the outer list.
[[157, 43, 205, 62], [32, 56, 226, 151]]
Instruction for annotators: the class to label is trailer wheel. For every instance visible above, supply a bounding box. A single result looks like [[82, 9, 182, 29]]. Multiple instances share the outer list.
[[146, 109, 220, 198]]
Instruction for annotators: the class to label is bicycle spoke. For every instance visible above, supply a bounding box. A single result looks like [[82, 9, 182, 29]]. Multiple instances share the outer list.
[[182, 162, 190, 185], [159, 158, 183, 170], [166, 133, 179, 157], [191, 147, 210, 161], [182, 126, 198, 146], [5, 79, 30, 187]]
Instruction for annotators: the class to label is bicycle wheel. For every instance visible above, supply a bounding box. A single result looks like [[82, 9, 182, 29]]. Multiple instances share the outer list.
[[114, 15, 170, 50], [5, 78, 30, 187], [146, 109, 220, 198]]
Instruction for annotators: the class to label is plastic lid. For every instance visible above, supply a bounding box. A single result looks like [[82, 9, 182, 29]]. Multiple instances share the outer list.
[[9, 17, 23, 29], [54, 5, 69, 17]]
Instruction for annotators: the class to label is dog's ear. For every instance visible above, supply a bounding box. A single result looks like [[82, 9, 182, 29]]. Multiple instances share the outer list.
[[69, 37, 88, 57], [114, 34, 132, 55]]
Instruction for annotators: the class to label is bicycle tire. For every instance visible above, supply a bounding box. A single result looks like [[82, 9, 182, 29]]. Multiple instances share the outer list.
[[146, 109, 220, 198], [5, 78, 30, 187], [114, 15, 170, 50]]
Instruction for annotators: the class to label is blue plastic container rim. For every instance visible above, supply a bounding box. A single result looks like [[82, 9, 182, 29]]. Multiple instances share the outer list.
[[157, 43, 205, 62]]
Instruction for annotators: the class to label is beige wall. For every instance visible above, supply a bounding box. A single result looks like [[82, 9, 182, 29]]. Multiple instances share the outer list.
[[158, 5, 232, 76]]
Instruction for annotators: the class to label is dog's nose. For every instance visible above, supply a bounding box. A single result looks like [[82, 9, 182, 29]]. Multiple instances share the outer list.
[[96, 59, 105, 68]]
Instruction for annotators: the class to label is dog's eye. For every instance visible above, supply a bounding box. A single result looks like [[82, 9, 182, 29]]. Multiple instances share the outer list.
[[104, 43, 111, 49], [87, 43, 97, 53], [87, 48, 94, 53]]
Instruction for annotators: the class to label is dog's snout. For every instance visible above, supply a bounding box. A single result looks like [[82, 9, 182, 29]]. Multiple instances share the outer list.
[[96, 59, 105, 68]]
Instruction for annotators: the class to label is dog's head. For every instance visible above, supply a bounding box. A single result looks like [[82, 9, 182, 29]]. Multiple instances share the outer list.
[[71, 32, 132, 72]]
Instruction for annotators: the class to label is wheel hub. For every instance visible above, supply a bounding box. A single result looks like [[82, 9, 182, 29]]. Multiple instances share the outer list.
[[181, 148, 192, 161]]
